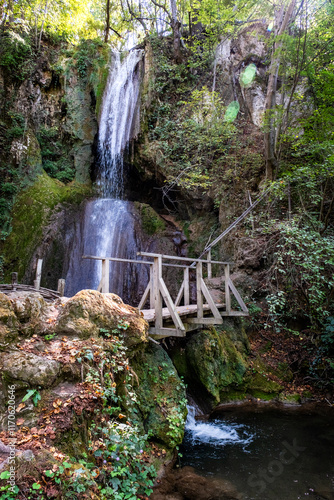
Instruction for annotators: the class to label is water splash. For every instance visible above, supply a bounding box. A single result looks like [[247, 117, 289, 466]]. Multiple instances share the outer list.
[[185, 406, 253, 448], [97, 49, 143, 198]]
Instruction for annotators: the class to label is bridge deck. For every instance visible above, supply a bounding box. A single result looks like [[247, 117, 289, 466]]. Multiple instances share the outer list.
[[142, 303, 219, 322]]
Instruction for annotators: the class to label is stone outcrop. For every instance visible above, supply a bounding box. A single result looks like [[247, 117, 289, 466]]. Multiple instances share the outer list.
[[56, 289, 148, 347]]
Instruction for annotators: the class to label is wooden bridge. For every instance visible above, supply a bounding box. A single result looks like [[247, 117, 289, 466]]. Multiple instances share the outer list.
[[83, 252, 249, 339]]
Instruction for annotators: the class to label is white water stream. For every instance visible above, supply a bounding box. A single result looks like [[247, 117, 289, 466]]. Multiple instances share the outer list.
[[185, 406, 253, 448], [65, 50, 144, 300]]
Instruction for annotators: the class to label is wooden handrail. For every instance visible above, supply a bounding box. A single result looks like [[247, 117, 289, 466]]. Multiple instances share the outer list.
[[137, 252, 232, 265]]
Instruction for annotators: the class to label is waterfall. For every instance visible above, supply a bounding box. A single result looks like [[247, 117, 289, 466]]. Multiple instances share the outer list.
[[97, 50, 143, 198], [64, 49, 145, 302]]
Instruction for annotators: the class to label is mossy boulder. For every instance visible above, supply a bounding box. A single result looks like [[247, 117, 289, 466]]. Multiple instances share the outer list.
[[1, 171, 91, 283], [0, 350, 61, 387], [172, 327, 248, 406], [0, 293, 19, 342], [56, 290, 148, 349], [131, 343, 187, 449]]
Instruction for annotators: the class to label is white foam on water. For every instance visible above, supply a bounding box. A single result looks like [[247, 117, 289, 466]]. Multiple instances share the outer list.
[[185, 406, 254, 448]]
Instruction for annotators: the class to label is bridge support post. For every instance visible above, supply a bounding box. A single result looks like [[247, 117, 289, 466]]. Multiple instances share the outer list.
[[207, 249, 212, 279], [153, 256, 163, 330], [196, 262, 203, 320], [225, 264, 231, 314]]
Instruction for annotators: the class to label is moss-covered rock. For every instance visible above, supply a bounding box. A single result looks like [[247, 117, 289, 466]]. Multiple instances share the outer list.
[[131, 343, 187, 449], [0, 293, 19, 342], [1, 172, 91, 282], [56, 290, 148, 349], [182, 327, 248, 404], [135, 202, 166, 235]]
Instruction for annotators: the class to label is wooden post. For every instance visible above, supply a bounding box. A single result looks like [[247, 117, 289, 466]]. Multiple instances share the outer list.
[[207, 249, 212, 279], [150, 265, 154, 309], [153, 256, 162, 330], [57, 279, 66, 297], [225, 264, 231, 315], [34, 258, 43, 290], [184, 267, 190, 305], [101, 259, 110, 293], [11, 272, 18, 291], [196, 261, 203, 320]]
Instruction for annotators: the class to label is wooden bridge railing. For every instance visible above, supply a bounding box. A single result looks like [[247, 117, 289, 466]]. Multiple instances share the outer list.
[[83, 252, 249, 338]]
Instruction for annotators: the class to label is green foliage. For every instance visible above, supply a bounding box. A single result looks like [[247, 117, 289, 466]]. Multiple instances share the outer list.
[[266, 220, 334, 329], [0, 30, 33, 81], [37, 127, 75, 184], [22, 388, 42, 407]]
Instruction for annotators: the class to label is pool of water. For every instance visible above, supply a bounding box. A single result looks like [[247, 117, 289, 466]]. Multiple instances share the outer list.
[[180, 406, 334, 500]]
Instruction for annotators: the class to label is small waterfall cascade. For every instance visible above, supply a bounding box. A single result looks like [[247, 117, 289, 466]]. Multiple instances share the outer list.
[[97, 50, 143, 198], [65, 49, 145, 302], [185, 406, 253, 447]]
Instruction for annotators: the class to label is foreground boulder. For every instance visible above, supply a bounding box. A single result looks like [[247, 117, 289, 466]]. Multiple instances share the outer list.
[[56, 289, 149, 348]]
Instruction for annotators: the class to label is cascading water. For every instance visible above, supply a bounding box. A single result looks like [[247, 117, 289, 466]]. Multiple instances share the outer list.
[[65, 49, 145, 302], [96, 50, 143, 198], [185, 406, 253, 447]]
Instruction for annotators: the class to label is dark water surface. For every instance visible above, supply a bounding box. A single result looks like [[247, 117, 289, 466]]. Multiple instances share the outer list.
[[180, 407, 334, 500]]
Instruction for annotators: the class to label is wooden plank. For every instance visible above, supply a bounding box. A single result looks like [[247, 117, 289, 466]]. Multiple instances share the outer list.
[[175, 280, 184, 307], [149, 327, 186, 338], [138, 252, 231, 265], [83, 255, 153, 265], [221, 311, 249, 317], [141, 303, 217, 322], [153, 257, 163, 330], [186, 317, 224, 325], [200, 277, 222, 319], [138, 281, 150, 310], [225, 264, 231, 315], [83, 255, 187, 269], [159, 278, 185, 332], [228, 278, 249, 313], [101, 259, 109, 293], [196, 262, 203, 320]]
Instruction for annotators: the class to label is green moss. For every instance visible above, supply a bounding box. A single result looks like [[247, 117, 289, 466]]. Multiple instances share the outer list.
[[131, 343, 187, 449], [244, 357, 284, 395], [180, 327, 248, 404], [278, 393, 302, 404], [1, 171, 91, 282], [137, 203, 166, 235]]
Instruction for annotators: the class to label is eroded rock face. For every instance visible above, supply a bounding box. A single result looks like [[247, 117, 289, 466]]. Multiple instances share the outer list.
[[56, 289, 148, 348], [0, 351, 61, 387], [215, 22, 269, 127]]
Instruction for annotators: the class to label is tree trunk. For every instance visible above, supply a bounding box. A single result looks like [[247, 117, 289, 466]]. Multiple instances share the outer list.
[[170, 0, 182, 62], [105, 0, 110, 43], [264, 0, 297, 180]]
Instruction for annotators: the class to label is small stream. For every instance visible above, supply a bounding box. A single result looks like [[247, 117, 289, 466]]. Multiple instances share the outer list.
[[180, 406, 334, 500]]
